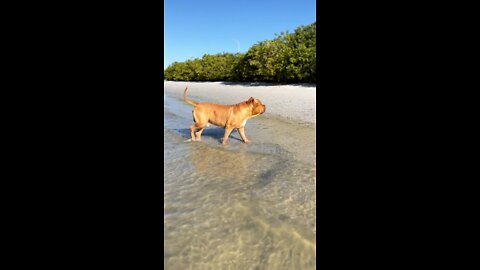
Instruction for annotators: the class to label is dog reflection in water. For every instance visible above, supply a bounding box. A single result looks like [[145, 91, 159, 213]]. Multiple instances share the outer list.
[[187, 143, 248, 178]]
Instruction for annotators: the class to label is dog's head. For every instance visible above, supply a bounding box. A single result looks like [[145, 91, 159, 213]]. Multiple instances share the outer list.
[[247, 97, 266, 116]]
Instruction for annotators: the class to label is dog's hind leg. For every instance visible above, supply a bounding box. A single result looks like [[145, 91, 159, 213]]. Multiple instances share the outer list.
[[195, 127, 205, 141], [189, 124, 198, 141], [189, 110, 200, 141], [190, 122, 207, 142]]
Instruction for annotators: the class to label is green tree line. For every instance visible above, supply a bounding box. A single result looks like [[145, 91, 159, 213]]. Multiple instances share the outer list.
[[164, 22, 316, 83]]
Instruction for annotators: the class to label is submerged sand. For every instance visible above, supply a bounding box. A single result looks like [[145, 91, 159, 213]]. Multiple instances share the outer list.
[[163, 81, 316, 125]]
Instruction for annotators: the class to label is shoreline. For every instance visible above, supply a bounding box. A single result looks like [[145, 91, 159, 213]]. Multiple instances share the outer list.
[[164, 81, 316, 125]]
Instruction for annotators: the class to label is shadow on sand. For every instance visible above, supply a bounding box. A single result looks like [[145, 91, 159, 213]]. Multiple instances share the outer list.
[[174, 128, 243, 142]]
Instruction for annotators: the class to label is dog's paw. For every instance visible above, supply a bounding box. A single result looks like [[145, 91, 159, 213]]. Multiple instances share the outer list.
[[184, 139, 194, 142], [244, 140, 251, 144]]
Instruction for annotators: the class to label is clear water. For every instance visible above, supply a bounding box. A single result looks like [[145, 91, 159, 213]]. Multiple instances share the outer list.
[[164, 93, 316, 269]]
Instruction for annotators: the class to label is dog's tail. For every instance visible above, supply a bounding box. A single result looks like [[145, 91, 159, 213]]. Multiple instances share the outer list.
[[183, 85, 199, 106]]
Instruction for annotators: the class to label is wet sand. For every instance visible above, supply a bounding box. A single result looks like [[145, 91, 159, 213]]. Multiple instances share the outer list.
[[164, 81, 316, 269]]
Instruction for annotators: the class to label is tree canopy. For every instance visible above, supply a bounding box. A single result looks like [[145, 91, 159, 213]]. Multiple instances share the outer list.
[[164, 22, 316, 84]]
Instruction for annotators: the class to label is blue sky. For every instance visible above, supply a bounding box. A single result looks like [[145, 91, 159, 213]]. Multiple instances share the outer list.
[[164, 0, 316, 69]]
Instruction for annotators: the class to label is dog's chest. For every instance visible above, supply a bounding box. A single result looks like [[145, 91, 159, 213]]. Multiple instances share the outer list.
[[241, 119, 248, 127]]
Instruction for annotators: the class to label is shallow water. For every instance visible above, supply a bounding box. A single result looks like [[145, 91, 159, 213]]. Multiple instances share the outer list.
[[164, 93, 316, 269]]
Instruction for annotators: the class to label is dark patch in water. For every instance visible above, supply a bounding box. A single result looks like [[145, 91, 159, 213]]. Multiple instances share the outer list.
[[255, 175, 274, 188]]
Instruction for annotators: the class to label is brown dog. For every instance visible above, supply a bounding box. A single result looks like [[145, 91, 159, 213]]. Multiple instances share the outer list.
[[184, 86, 266, 144]]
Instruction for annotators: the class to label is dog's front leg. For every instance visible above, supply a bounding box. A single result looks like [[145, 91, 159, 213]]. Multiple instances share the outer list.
[[237, 127, 250, 144], [221, 126, 234, 144]]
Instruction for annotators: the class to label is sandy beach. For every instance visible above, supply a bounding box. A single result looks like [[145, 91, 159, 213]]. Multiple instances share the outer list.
[[163, 81, 316, 125]]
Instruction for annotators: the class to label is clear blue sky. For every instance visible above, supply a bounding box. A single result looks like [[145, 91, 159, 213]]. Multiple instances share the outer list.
[[164, 0, 316, 69]]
